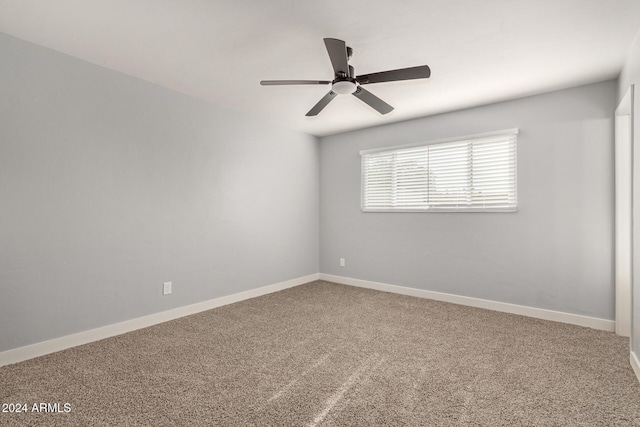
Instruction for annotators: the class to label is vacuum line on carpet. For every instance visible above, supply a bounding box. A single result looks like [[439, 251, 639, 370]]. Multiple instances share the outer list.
[[267, 352, 333, 403], [308, 353, 385, 427]]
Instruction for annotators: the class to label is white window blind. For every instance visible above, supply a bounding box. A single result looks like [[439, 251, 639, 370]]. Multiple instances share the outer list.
[[361, 130, 517, 212]]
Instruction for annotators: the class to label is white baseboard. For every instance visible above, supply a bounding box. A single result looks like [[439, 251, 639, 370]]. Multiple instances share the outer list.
[[0, 273, 319, 367], [631, 351, 640, 384], [1, 272, 618, 368], [319, 274, 615, 332]]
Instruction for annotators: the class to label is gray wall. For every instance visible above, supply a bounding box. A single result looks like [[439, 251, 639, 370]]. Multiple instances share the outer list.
[[0, 33, 319, 352], [618, 29, 640, 355], [320, 81, 616, 320]]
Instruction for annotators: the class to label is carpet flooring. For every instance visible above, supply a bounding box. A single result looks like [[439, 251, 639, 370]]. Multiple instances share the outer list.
[[1, 280, 639, 426]]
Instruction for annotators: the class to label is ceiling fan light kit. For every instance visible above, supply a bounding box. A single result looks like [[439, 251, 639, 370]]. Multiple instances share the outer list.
[[260, 38, 431, 117], [331, 80, 357, 94]]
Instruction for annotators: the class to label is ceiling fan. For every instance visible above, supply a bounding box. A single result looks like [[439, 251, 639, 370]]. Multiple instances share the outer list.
[[260, 38, 431, 116]]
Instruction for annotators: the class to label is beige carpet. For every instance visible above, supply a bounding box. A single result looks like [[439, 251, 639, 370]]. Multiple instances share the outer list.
[[1, 280, 639, 426]]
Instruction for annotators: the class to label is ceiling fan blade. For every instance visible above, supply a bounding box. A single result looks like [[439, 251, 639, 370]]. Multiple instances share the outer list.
[[356, 65, 431, 84], [306, 91, 337, 116], [260, 80, 331, 85], [352, 87, 393, 114], [324, 38, 349, 77]]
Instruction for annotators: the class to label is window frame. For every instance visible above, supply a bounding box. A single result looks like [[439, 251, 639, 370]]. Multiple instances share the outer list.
[[360, 129, 518, 213]]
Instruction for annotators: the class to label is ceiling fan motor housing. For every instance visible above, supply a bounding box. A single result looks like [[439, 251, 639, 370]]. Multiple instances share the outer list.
[[332, 63, 356, 94]]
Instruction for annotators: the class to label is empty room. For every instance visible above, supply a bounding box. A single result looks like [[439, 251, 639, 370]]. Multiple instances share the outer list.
[[2, 0, 640, 425]]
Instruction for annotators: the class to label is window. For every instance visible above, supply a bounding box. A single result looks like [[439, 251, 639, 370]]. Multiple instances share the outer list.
[[361, 129, 518, 212]]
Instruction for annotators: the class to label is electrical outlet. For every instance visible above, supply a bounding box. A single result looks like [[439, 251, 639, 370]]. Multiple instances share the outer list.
[[163, 281, 172, 295], [340, 258, 346, 267]]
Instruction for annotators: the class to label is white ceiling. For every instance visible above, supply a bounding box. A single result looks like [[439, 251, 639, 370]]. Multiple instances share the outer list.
[[1, 0, 639, 136]]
